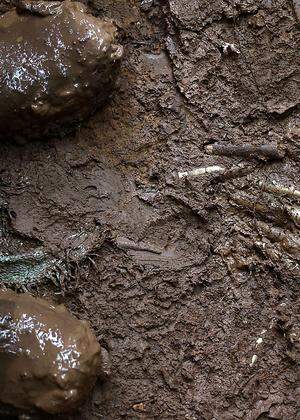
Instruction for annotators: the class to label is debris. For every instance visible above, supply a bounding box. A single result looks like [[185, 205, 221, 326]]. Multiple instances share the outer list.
[[213, 163, 255, 181], [250, 354, 258, 367], [140, 0, 153, 11], [256, 337, 263, 346], [222, 43, 240, 55], [255, 220, 300, 257], [178, 165, 225, 179], [248, 11, 266, 28], [115, 236, 163, 254], [258, 181, 300, 200], [206, 142, 285, 160], [230, 194, 300, 225], [133, 403, 146, 412], [286, 205, 300, 224]]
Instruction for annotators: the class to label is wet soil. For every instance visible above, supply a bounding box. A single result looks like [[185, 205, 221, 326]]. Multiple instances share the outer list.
[[0, 0, 123, 139], [0, 290, 101, 415], [0, 0, 299, 419]]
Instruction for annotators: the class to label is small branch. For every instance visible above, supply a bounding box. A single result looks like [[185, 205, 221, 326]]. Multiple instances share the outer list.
[[258, 181, 300, 200], [206, 142, 285, 160], [214, 163, 256, 181], [178, 165, 225, 179], [230, 194, 300, 225], [178, 163, 256, 181]]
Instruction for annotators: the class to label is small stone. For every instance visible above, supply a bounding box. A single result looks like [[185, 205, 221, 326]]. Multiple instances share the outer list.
[[222, 43, 240, 55], [133, 402, 146, 412], [256, 337, 263, 345], [250, 354, 258, 367], [0, 289, 102, 414]]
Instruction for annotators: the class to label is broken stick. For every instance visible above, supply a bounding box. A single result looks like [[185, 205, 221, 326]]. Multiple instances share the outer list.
[[206, 142, 285, 160], [178, 165, 225, 179], [230, 194, 300, 225], [258, 181, 300, 200]]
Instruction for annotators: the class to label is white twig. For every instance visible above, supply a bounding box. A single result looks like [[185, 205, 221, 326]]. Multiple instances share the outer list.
[[250, 354, 258, 367], [178, 166, 225, 179]]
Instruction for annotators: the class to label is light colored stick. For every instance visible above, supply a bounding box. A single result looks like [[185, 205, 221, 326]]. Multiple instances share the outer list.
[[178, 165, 225, 179]]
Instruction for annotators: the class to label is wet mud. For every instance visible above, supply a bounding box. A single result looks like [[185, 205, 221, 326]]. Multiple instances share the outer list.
[[0, 290, 101, 415], [0, 0, 299, 419]]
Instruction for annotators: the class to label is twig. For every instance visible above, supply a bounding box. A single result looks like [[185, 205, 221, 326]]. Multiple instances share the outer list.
[[258, 181, 300, 200], [206, 142, 285, 160], [230, 194, 300, 225], [178, 166, 225, 179], [214, 163, 256, 180]]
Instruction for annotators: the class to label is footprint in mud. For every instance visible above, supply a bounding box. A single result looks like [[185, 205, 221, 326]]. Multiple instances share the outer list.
[[0, 147, 131, 286]]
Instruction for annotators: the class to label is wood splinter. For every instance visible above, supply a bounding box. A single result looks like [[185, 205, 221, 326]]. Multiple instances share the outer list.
[[206, 142, 285, 160]]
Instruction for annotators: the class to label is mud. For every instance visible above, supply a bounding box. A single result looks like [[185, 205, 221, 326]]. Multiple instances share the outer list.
[[0, 0, 123, 140], [0, 290, 101, 414], [0, 0, 299, 419]]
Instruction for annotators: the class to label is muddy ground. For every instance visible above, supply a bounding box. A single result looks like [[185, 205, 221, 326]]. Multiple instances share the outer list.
[[0, 0, 300, 419]]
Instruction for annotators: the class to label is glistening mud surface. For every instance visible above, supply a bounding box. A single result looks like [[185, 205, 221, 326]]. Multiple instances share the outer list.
[[0, 0, 122, 139], [0, 0, 299, 419], [0, 290, 101, 415]]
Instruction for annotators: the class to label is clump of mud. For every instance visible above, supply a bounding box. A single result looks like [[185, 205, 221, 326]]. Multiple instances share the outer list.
[[0, 289, 101, 414], [0, 0, 123, 140]]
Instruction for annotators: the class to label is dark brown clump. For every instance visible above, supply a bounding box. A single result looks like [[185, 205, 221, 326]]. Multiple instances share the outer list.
[[0, 0, 123, 140], [0, 290, 101, 414]]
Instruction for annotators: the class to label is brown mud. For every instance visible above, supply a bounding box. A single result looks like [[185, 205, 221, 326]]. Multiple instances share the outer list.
[[0, 290, 101, 415], [0, 0, 299, 419], [0, 0, 122, 139]]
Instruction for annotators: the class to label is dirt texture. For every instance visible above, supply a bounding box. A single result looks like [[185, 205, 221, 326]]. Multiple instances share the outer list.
[[0, 0, 299, 419]]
